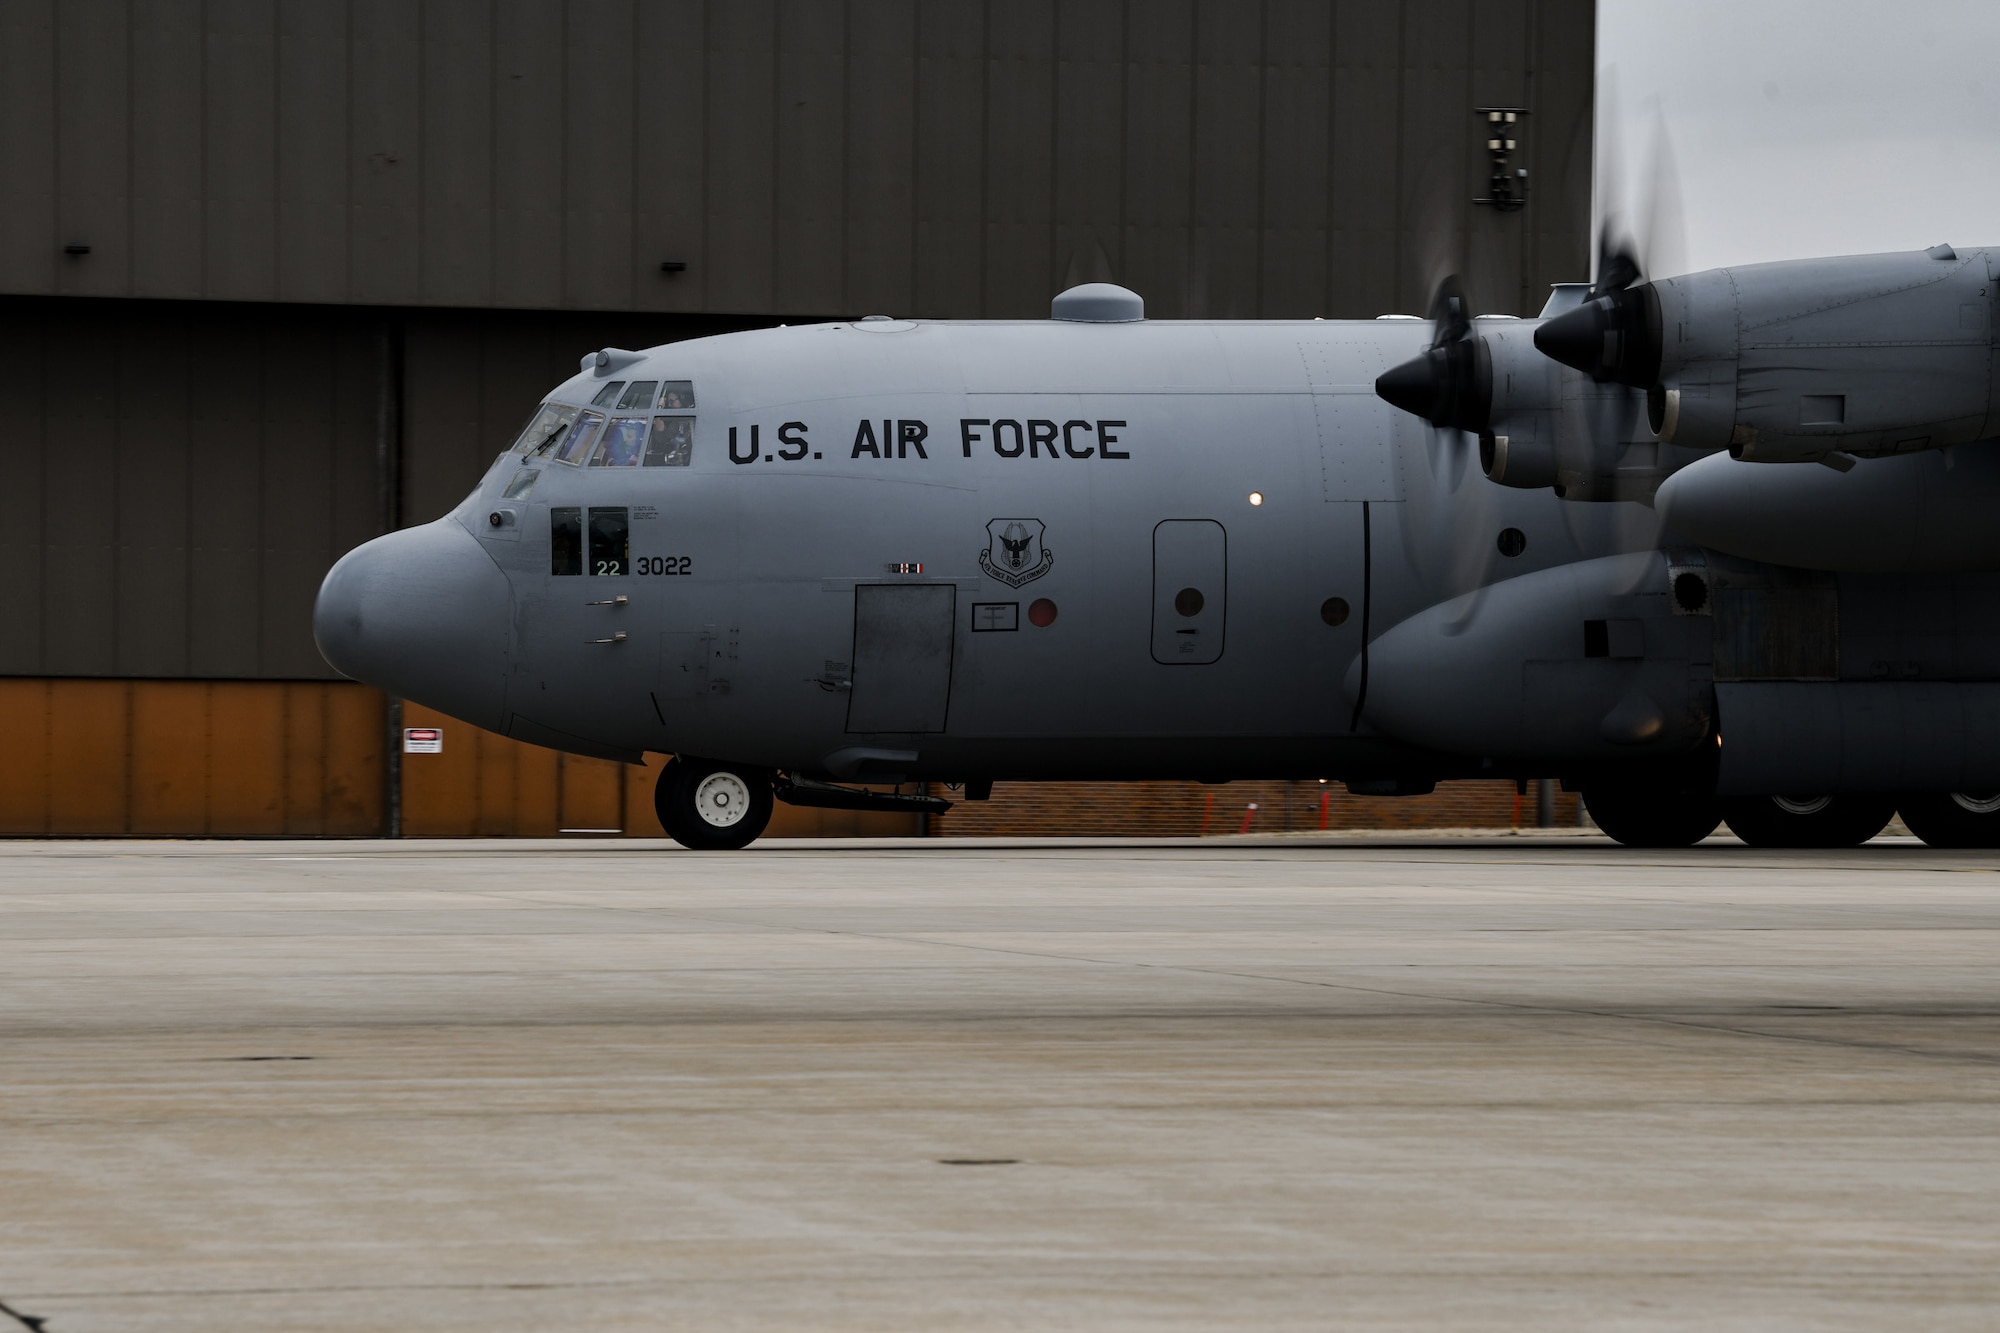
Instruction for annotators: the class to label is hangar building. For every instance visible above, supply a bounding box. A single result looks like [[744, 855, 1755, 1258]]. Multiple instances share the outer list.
[[0, 0, 1593, 837]]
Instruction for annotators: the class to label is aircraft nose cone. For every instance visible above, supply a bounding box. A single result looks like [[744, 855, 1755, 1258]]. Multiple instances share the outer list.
[[314, 519, 512, 729]]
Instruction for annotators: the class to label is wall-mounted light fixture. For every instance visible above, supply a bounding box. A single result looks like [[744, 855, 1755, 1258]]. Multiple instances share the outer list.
[[1473, 108, 1528, 212]]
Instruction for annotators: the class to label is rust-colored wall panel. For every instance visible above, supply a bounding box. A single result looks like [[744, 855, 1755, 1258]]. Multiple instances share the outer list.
[[207, 684, 289, 835], [281, 682, 331, 836], [321, 684, 388, 833], [557, 756, 625, 834], [46, 680, 131, 835], [0, 679, 53, 833], [130, 681, 211, 834], [622, 759, 661, 837], [0, 678, 384, 836]]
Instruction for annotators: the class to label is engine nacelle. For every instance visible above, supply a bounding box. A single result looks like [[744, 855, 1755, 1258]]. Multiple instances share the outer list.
[[1539, 245, 2000, 463], [1654, 438, 2000, 572], [1351, 552, 1713, 761]]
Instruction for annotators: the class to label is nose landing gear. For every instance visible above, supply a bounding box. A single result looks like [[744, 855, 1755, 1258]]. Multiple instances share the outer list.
[[655, 757, 774, 850]]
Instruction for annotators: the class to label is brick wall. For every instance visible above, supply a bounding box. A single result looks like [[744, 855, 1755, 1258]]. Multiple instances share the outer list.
[[926, 779, 1582, 837]]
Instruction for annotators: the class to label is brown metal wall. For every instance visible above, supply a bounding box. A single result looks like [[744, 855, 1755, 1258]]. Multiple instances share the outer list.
[[0, 678, 385, 834], [0, 0, 1594, 321]]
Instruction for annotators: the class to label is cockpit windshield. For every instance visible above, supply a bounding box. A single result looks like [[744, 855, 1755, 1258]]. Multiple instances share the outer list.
[[510, 402, 580, 455], [548, 410, 606, 465]]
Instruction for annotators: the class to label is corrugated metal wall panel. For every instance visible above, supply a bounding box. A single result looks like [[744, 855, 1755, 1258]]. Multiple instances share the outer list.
[[349, 0, 423, 304], [912, 0, 987, 317], [981, 0, 1056, 319], [843, 1, 916, 316], [130, 0, 206, 298], [565, 0, 638, 312], [775, 0, 848, 317], [0, 0, 1592, 318], [1325, 3, 1399, 320], [1191, 0, 1263, 320], [55, 0, 130, 301], [276, 0, 352, 306], [1120, 0, 1193, 319], [0, 315, 47, 674], [1259, 0, 1332, 318], [114, 310, 195, 677], [634, 0, 708, 313], [706, 0, 779, 315], [421, 0, 496, 309], [494, 0, 569, 310], [0, 0, 58, 297], [1052, 0, 1124, 295]]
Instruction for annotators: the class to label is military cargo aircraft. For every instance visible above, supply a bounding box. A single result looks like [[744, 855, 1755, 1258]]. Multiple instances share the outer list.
[[314, 241, 2000, 850]]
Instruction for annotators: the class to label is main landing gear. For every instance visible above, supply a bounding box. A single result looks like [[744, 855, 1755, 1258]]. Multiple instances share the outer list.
[[1896, 792, 2000, 848], [654, 757, 774, 850], [1717, 795, 1896, 849], [1582, 779, 1998, 848]]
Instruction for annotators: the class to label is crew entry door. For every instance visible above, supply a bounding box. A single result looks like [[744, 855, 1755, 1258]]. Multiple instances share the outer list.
[[847, 584, 957, 732], [1153, 520, 1226, 664]]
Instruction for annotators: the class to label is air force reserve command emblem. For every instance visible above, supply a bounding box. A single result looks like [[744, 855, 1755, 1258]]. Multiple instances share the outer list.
[[979, 518, 1054, 588]]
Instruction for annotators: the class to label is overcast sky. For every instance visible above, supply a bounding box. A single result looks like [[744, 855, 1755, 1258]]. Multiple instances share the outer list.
[[1596, 0, 2000, 276]]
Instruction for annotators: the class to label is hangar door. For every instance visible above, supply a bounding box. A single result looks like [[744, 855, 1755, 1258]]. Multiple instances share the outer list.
[[1153, 520, 1227, 664], [847, 584, 957, 732]]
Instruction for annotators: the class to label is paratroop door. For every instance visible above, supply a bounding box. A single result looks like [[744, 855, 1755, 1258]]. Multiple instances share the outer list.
[[847, 584, 957, 732], [1152, 520, 1227, 664]]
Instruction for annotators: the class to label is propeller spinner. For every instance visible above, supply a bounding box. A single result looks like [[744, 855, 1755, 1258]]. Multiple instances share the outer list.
[[1373, 276, 1493, 434]]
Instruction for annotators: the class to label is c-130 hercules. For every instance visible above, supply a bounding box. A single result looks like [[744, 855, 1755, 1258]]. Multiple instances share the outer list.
[[314, 230, 2000, 850]]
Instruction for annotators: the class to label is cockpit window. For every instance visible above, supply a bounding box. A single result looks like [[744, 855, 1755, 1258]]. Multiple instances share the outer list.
[[549, 409, 605, 465], [511, 402, 579, 455], [588, 508, 629, 576], [645, 416, 694, 467], [502, 468, 540, 500], [616, 380, 658, 410], [590, 417, 648, 468], [550, 507, 583, 575], [659, 380, 695, 409], [589, 381, 625, 408]]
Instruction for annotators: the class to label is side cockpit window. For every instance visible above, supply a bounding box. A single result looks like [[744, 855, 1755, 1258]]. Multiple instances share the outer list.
[[511, 402, 579, 455], [646, 416, 694, 466], [550, 507, 583, 575], [589, 381, 625, 408], [659, 380, 695, 409], [617, 381, 658, 410]]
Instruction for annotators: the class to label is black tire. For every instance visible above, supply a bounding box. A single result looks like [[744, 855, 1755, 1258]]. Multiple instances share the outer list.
[[1897, 792, 2000, 849], [1719, 795, 1895, 848], [1582, 784, 1722, 847], [654, 757, 774, 850]]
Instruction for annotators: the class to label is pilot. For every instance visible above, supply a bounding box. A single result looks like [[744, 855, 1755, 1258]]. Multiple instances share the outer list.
[[646, 416, 694, 466], [595, 418, 647, 467]]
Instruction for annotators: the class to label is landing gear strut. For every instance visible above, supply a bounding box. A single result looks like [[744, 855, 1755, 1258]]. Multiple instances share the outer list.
[[1718, 795, 1895, 848], [655, 758, 774, 850]]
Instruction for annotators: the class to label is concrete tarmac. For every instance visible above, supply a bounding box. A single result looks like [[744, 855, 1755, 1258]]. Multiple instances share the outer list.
[[2, 834, 1998, 1330]]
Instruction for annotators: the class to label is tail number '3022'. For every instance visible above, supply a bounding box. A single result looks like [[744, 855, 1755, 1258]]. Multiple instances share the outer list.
[[636, 556, 693, 575]]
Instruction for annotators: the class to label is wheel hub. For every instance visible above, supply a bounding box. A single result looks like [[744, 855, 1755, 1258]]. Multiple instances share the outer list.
[[1773, 795, 1833, 816], [693, 771, 752, 827]]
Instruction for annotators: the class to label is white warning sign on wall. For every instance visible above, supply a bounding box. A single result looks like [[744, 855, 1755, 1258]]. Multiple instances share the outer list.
[[402, 727, 443, 754]]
